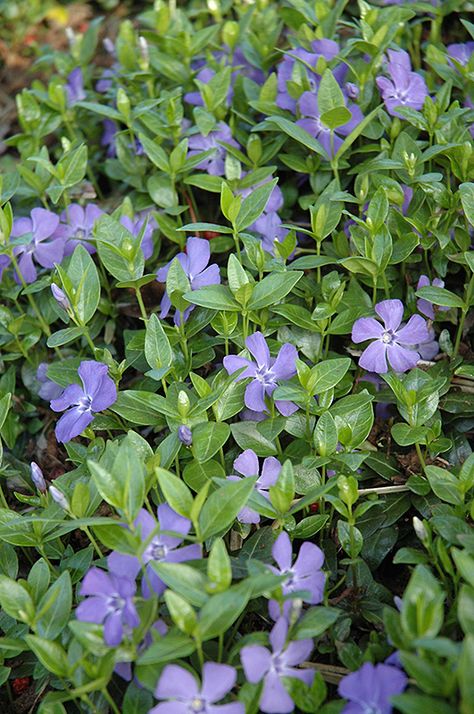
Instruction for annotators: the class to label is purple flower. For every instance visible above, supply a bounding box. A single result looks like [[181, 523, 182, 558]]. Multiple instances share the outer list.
[[101, 119, 117, 158], [30, 462, 46, 492], [344, 82, 359, 100], [50, 361, 117, 443], [351, 299, 430, 374], [36, 363, 63, 401], [376, 50, 428, 118], [120, 213, 156, 260], [11, 208, 65, 284], [338, 662, 407, 714], [447, 42, 474, 67], [60, 203, 104, 255], [184, 67, 234, 107], [178, 425, 193, 446], [118, 505, 201, 598], [96, 68, 116, 93], [416, 275, 449, 320], [228, 449, 281, 524], [416, 325, 439, 361], [240, 617, 314, 714], [51, 283, 70, 311], [151, 662, 243, 714], [76, 552, 140, 647], [223, 332, 298, 417], [49, 485, 69, 510], [0, 254, 10, 282], [65, 67, 86, 106], [268, 532, 325, 620], [156, 236, 220, 325], [297, 90, 363, 158], [187, 121, 239, 176], [277, 39, 345, 113]]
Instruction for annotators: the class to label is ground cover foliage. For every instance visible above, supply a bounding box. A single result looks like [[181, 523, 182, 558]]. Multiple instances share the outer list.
[[0, 0, 474, 711]]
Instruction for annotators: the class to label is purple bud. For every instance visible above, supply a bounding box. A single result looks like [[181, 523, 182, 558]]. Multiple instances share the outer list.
[[51, 283, 70, 310], [345, 82, 359, 100], [30, 462, 46, 492], [103, 38, 115, 55], [178, 425, 192, 446], [49, 485, 69, 510]]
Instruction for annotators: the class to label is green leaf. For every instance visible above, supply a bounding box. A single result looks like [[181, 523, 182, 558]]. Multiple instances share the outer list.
[[293, 606, 341, 639], [184, 285, 240, 311], [66, 244, 101, 324], [199, 477, 256, 540], [235, 179, 278, 231], [307, 358, 351, 395], [151, 562, 208, 607], [248, 271, 303, 310], [111, 390, 173, 425], [156, 467, 194, 518], [425, 465, 463, 506], [137, 631, 196, 665], [459, 182, 474, 228], [231, 422, 278, 456], [145, 313, 173, 372], [0, 576, 34, 624], [318, 69, 346, 116], [197, 583, 251, 640], [35, 571, 72, 640], [25, 635, 69, 678], [192, 422, 230, 463], [46, 326, 84, 348], [416, 285, 464, 309]]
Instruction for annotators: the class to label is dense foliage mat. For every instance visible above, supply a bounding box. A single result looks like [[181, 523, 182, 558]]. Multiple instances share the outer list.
[[0, 0, 473, 712]]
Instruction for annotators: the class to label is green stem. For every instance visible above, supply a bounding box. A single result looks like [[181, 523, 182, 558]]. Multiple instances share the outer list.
[[415, 442, 426, 472], [102, 688, 121, 714], [82, 526, 103, 559], [135, 287, 148, 322]]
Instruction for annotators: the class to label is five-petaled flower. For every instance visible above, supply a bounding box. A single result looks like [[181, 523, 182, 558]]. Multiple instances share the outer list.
[[240, 617, 314, 714], [338, 661, 407, 714], [60, 203, 104, 255], [351, 299, 430, 374], [11, 208, 66, 284], [376, 50, 428, 118], [156, 236, 220, 325], [227, 449, 281, 524], [76, 552, 140, 647], [50, 360, 117, 443], [223, 332, 298, 416], [115, 505, 202, 598], [151, 662, 244, 714], [268, 531, 325, 620]]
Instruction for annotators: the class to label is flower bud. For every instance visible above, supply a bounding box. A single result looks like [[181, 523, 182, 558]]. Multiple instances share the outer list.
[[49, 485, 69, 511], [222, 21, 239, 50], [51, 283, 70, 310], [103, 38, 115, 55], [30, 462, 46, 493], [178, 425, 193, 446], [177, 390, 191, 419], [412, 516, 429, 545], [138, 36, 149, 68], [344, 82, 359, 100]]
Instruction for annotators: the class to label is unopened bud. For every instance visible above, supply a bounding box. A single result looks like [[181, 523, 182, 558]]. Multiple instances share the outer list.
[[177, 390, 191, 419], [138, 36, 149, 67], [413, 516, 428, 545], [344, 82, 359, 100], [30, 462, 46, 493], [103, 38, 115, 55], [49, 485, 69, 511], [65, 27, 76, 48], [51, 283, 70, 310], [178, 425, 192, 446]]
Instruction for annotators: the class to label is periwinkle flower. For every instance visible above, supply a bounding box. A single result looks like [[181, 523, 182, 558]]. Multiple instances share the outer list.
[[36, 363, 63, 401], [10, 208, 66, 284], [227, 449, 281, 524], [60, 203, 104, 255], [76, 552, 140, 647], [338, 662, 407, 714], [51, 283, 71, 311], [116, 505, 201, 598], [351, 299, 430, 374], [120, 213, 157, 260], [268, 531, 325, 620], [240, 617, 314, 714], [50, 361, 117, 443], [101, 119, 117, 158], [65, 67, 86, 106], [416, 275, 449, 320], [447, 42, 474, 67], [297, 90, 363, 158], [178, 425, 193, 446], [30, 462, 46, 493], [277, 39, 345, 113], [416, 325, 439, 361], [0, 254, 10, 281], [223, 332, 298, 416], [187, 121, 240, 176], [151, 662, 243, 714], [156, 236, 220, 325], [376, 50, 428, 118], [49, 485, 69, 510]]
